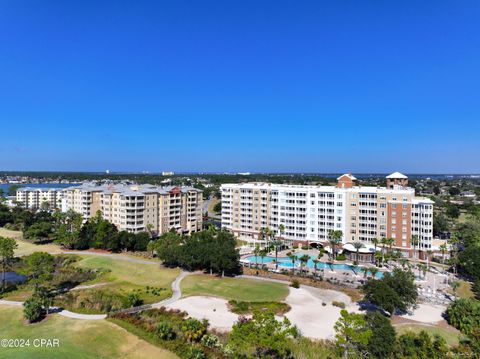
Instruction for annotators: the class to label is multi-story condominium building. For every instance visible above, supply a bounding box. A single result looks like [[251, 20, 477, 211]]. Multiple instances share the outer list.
[[16, 187, 64, 210], [63, 183, 203, 234], [221, 172, 433, 259]]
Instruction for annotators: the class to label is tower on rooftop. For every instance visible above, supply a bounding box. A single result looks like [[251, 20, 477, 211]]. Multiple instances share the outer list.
[[386, 172, 408, 189]]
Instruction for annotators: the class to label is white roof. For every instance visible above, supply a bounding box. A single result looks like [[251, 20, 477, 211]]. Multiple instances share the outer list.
[[337, 173, 357, 181], [386, 172, 408, 179], [343, 243, 377, 254]]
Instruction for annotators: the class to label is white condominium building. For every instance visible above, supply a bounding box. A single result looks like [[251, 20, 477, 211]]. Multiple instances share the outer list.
[[16, 187, 64, 210], [63, 183, 203, 234], [221, 172, 433, 259]]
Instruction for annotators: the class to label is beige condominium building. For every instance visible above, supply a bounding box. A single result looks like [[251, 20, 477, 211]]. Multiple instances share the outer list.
[[16, 187, 64, 210], [221, 172, 433, 260], [63, 183, 203, 235]]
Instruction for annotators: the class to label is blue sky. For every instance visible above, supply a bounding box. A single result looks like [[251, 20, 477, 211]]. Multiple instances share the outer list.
[[0, 1, 479, 173]]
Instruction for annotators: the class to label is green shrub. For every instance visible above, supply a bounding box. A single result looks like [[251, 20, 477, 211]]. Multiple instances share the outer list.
[[331, 301, 346, 309], [125, 292, 143, 307], [181, 318, 208, 343], [155, 321, 176, 340], [336, 253, 346, 261], [23, 296, 44, 323], [290, 279, 300, 288], [447, 298, 480, 335], [200, 333, 222, 349], [186, 346, 207, 359]]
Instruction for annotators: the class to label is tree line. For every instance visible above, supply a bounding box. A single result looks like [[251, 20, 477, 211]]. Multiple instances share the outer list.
[[148, 227, 240, 277]]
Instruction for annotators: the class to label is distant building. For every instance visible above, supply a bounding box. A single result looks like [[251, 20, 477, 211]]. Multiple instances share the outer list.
[[162, 171, 175, 176], [16, 187, 64, 210], [221, 172, 434, 260], [460, 191, 476, 198], [63, 183, 203, 234]]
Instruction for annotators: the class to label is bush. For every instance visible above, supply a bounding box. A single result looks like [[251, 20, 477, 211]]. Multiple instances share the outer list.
[[332, 301, 346, 309], [200, 333, 222, 349], [23, 296, 44, 323], [446, 298, 480, 336], [56, 289, 128, 313], [125, 292, 143, 307], [155, 321, 176, 340], [186, 346, 207, 359], [336, 254, 346, 261], [181, 318, 208, 343], [290, 279, 300, 288]]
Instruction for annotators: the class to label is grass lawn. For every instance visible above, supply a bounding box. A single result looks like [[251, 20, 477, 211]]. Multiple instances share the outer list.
[[0, 228, 60, 257], [452, 280, 475, 299], [0, 305, 178, 359], [395, 323, 461, 347], [181, 274, 289, 302], [75, 255, 180, 304]]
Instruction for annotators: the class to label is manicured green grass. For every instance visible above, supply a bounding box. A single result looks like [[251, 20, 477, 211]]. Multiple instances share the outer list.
[[181, 274, 289, 302], [75, 255, 180, 304], [0, 305, 178, 359], [395, 324, 461, 347]]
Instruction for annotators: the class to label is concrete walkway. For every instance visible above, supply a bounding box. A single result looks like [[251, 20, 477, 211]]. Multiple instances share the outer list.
[[0, 299, 107, 320], [152, 271, 189, 307]]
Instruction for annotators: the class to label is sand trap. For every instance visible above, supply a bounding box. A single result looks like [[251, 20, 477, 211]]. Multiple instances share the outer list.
[[165, 286, 360, 339], [166, 296, 239, 331], [400, 303, 446, 324], [285, 287, 360, 339]]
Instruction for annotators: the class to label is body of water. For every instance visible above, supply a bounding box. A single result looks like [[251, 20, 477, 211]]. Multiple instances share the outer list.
[[4, 272, 27, 284], [245, 252, 384, 278], [0, 183, 79, 196]]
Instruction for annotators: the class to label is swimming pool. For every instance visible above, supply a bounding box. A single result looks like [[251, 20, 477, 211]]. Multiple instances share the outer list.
[[244, 253, 384, 278]]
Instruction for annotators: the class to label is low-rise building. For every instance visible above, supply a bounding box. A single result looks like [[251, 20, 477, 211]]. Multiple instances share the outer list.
[[16, 187, 64, 210], [63, 183, 203, 234]]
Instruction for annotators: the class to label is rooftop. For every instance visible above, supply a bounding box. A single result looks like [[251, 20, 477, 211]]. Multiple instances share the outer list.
[[386, 171, 408, 179]]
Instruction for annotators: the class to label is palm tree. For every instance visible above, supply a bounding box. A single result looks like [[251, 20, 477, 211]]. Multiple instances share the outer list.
[[399, 258, 408, 269], [328, 230, 343, 261], [374, 252, 382, 267], [299, 254, 310, 277], [369, 267, 379, 279], [439, 243, 447, 265], [288, 253, 298, 276], [411, 235, 420, 263], [372, 238, 379, 264], [259, 248, 268, 266], [385, 238, 395, 265], [380, 237, 388, 263], [312, 259, 320, 277], [271, 239, 283, 270], [386, 237, 394, 253], [146, 223, 154, 238], [426, 250, 433, 270], [361, 266, 369, 278], [278, 223, 286, 247], [352, 241, 364, 264], [258, 227, 267, 247], [253, 244, 260, 267], [449, 235, 459, 275]]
